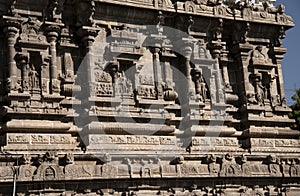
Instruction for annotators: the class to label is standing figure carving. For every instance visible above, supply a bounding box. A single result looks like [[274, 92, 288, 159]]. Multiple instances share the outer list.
[[191, 68, 208, 102], [28, 64, 40, 90], [115, 71, 133, 97], [252, 74, 265, 106]]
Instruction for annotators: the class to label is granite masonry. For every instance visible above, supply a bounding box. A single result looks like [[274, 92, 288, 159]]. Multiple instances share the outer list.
[[0, 0, 299, 195]]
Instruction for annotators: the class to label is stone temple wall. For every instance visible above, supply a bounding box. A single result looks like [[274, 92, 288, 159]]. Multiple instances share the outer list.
[[0, 0, 299, 195]]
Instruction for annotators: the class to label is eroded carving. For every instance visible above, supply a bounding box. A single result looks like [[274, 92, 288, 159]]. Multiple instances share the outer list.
[[75, 0, 95, 26], [208, 154, 220, 176], [20, 17, 46, 43], [267, 155, 281, 177], [220, 153, 242, 177], [191, 68, 209, 102]]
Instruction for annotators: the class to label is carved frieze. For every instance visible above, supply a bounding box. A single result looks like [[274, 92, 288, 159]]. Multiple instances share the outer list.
[[18, 155, 37, 182], [0, 0, 298, 194], [18, 165, 36, 181], [88, 135, 176, 146], [137, 85, 157, 99], [153, 0, 174, 9], [220, 153, 242, 177], [108, 28, 143, 57], [92, 67, 113, 97], [0, 166, 14, 179], [31, 152, 64, 181], [100, 163, 118, 178], [192, 137, 239, 147], [250, 138, 300, 148], [3, 133, 79, 151], [207, 154, 220, 176], [34, 163, 64, 181], [0, 155, 299, 184], [290, 160, 300, 177], [65, 165, 96, 179], [179, 162, 210, 176], [267, 155, 282, 177]]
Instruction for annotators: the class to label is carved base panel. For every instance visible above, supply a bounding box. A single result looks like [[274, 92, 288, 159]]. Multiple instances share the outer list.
[[0, 0, 298, 194], [242, 138, 300, 154], [189, 136, 246, 153], [83, 134, 183, 154], [0, 141, 300, 194], [1, 172, 300, 195], [0, 133, 80, 152]]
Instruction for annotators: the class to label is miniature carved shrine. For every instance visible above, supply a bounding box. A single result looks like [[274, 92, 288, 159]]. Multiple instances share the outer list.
[[0, 0, 299, 195]]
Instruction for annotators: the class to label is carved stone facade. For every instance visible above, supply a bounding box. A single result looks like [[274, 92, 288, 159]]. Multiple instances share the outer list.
[[0, 0, 299, 195]]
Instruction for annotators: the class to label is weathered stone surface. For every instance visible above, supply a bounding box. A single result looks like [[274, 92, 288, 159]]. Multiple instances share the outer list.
[[0, 0, 299, 195]]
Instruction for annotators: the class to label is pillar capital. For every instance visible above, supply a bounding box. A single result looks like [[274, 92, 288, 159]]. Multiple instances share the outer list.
[[150, 47, 160, 54], [3, 22, 20, 45], [15, 52, 29, 66], [77, 27, 99, 48], [46, 25, 61, 43], [180, 37, 195, 59]]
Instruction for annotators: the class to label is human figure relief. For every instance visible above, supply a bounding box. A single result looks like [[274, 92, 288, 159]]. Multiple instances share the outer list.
[[252, 45, 272, 65], [254, 45, 265, 61], [115, 71, 133, 97], [28, 64, 40, 89], [253, 75, 265, 106], [21, 63, 31, 91], [191, 68, 208, 102], [269, 74, 281, 107]]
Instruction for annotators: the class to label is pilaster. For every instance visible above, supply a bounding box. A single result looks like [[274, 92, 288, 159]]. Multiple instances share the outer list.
[[4, 20, 20, 93]]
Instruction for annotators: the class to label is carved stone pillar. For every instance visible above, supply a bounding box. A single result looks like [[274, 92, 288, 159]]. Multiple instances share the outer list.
[[4, 21, 20, 92], [272, 46, 287, 106], [222, 60, 232, 92], [16, 53, 29, 93], [150, 47, 163, 100], [77, 28, 98, 96], [46, 26, 60, 95], [41, 55, 51, 95], [208, 19, 226, 104], [161, 49, 178, 101], [212, 57, 225, 104], [181, 40, 194, 98], [231, 43, 253, 105], [221, 60, 237, 103], [219, 48, 233, 94]]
